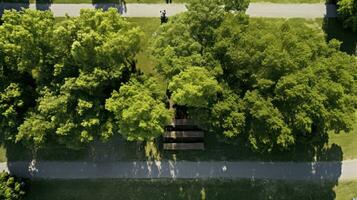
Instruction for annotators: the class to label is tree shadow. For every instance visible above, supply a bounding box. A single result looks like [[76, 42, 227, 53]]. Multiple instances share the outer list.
[[4, 135, 145, 163], [36, 0, 52, 11], [325, 3, 337, 18], [26, 179, 345, 200], [323, 17, 357, 55], [92, 0, 127, 14], [0, 0, 29, 16], [3, 130, 343, 198]]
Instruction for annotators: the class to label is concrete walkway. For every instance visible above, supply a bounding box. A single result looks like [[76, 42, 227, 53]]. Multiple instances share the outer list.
[[1, 160, 356, 180], [0, 3, 337, 18]]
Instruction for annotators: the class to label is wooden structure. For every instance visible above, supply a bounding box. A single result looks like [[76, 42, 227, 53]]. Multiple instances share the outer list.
[[163, 119, 204, 150], [163, 143, 204, 150], [164, 131, 204, 139]]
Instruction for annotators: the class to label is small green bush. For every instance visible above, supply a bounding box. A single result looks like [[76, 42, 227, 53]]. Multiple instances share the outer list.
[[0, 172, 26, 200]]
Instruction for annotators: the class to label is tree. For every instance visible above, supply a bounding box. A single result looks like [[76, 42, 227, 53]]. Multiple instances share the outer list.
[[0, 10, 43, 143], [0, 9, 55, 85], [243, 91, 294, 151], [0, 84, 24, 142], [0, 8, 143, 149], [211, 90, 245, 138], [106, 76, 173, 141], [222, 0, 250, 12], [151, 3, 357, 151], [168, 67, 221, 108], [150, 0, 234, 79], [0, 172, 26, 200], [274, 49, 357, 139], [337, 0, 357, 32]]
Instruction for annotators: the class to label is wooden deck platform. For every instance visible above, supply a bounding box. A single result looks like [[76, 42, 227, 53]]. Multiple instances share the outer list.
[[163, 131, 204, 139], [171, 119, 193, 126], [163, 143, 204, 150]]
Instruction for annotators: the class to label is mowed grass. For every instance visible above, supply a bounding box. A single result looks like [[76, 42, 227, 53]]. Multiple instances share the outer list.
[[0, 145, 6, 162], [127, 17, 160, 74], [335, 181, 357, 200], [328, 113, 357, 160], [24, 179, 357, 200]]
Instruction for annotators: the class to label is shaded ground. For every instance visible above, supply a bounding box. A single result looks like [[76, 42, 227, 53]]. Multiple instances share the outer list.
[[0, 132, 348, 162], [24, 179, 357, 200], [0, 0, 29, 15], [323, 18, 357, 55]]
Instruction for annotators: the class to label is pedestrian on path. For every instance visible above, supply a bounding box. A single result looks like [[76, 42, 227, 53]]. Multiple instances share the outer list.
[[123, 0, 127, 13], [166, 0, 172, 4], [160, 10, 168, 24]]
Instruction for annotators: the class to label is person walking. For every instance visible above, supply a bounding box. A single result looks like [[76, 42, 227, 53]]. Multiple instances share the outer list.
[[123, 0, 127, 13], [160, 10, 168, 24]]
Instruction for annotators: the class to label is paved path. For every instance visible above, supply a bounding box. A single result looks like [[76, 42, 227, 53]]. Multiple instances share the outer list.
[[1, 160, 356, 180], [0, 3, 337, 18]]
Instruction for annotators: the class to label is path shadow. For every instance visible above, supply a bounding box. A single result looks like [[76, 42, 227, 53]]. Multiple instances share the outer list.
[[36, 0, 52, 11], [323, 18, 357, 55], [0, 0, 29, 16], [162, 131, 343, 198]]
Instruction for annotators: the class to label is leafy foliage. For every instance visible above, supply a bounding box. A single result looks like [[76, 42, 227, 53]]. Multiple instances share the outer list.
[[337, 0, 357, 32], [152, 1, 357, 151], [106, 76, 173, 141], [168, 67, 221, 108], [0, 172, 26, 200], [0, 8, 147, 149]]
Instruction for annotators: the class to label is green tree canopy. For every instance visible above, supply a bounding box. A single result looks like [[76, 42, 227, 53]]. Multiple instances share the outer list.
[[1, 8, 143, 149], [106, 76, 173, 141], [168, 67, 221, 108], [151, 2, 357, 151], [0, 9, 55, 84]]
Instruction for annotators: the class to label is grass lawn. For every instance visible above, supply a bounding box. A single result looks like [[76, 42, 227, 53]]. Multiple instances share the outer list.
[[329, 133, 357, 160], [328, 113, 357, 160], [127, 17, 160, 73], [24, 179, 357, 200]]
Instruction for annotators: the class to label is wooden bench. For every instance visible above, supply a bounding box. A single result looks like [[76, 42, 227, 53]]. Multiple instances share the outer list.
[[163, 143, 204, 150], [163, 131, 204, 139]]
